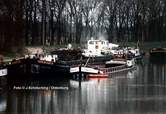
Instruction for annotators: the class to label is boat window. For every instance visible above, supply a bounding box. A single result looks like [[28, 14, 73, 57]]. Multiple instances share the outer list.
[[89, 41, 94, 45]]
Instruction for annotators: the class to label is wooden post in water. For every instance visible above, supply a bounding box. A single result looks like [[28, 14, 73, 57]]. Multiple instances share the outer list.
[[0, 55, 4, 65], [79, 66, 81, 88]]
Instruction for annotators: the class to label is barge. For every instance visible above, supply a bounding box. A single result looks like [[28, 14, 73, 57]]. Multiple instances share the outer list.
[[149, 48, 166, 63], [70, 57, 136, 79], [0, 56, 137, 81], [150, 48, 166, 57], [7, 56, 70, 80], [82, 39, 143, 61]]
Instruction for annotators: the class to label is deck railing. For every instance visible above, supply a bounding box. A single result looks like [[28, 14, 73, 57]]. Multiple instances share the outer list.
[[99, 65, 136, 74]]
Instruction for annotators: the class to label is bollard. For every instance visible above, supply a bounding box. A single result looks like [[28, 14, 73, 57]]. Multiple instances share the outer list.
[[0, 55, 4, 65]]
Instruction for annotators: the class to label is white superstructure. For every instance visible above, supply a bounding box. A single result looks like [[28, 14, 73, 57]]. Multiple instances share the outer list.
[[82, 39, 119, 57], [82, 39, 141, 59]]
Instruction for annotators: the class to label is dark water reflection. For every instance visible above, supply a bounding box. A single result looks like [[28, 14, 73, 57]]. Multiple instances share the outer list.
[[1, 60, 166, 114]]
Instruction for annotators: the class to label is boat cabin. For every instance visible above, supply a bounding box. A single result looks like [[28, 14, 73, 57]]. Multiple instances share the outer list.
[[82, 40, 109, 57], [88, 40, 109, 55]]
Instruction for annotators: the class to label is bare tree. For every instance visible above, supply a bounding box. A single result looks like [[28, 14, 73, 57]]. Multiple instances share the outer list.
[[1, 0, 166, 52], [0, 0, 24, 52]]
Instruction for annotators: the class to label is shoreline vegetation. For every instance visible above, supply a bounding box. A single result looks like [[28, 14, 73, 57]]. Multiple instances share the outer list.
[[2, 41, 166, 62]]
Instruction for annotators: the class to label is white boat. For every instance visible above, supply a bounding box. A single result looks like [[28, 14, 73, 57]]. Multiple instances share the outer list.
[[82, 39, 118, 57], [82, 39, 143, 61], [105, 58, 135, 68]]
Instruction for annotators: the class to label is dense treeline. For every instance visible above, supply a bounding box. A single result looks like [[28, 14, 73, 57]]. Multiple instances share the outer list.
[[0, 0, 166, 52]]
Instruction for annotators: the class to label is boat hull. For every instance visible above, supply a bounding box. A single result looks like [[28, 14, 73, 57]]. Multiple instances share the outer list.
[[31, 63, 70, 78], [0, 66, 7, 87], [0, 67, 7, 77], [7, 59, 71, 79], [150, 48, 166, 63]]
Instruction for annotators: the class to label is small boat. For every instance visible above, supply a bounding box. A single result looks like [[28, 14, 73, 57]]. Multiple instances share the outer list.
[[105, 59, 126, 67], [105, 58, 135, 68]]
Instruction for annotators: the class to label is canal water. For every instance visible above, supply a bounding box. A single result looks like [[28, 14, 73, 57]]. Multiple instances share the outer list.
[[0, 58, 166, 114]]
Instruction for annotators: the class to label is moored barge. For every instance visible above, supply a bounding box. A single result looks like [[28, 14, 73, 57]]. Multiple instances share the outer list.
[[149, 48, 166, 63], [150, 48, 166, 56], [70, 57, 136, 80], [7, 56, 70, 80]]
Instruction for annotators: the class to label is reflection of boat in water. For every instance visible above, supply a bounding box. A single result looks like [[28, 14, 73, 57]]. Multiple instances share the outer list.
[[126, 70, 138, 79], [0, 95, 7, 112], [107, 65, 139, 79], [87, 73, 108, 79], [69, 79, 107, 88]]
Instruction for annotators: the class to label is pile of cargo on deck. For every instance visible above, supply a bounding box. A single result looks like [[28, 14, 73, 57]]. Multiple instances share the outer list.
[[50, 48, 82, 61]]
